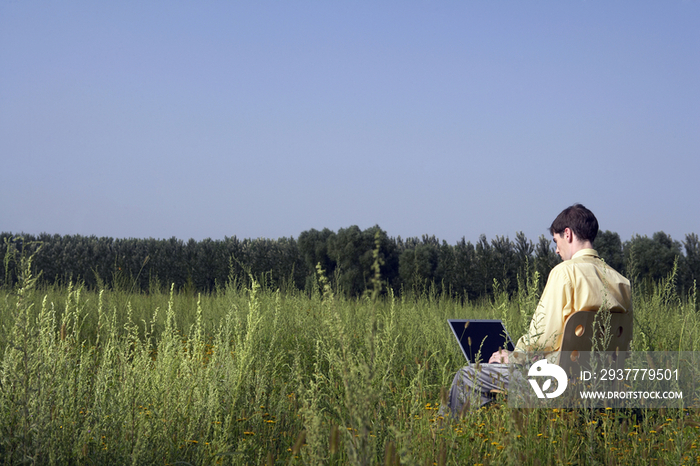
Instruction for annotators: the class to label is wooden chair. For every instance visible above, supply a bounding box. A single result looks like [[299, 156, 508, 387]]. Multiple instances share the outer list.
[[488, 310, 633, 399], [556, 310, 633, 379]]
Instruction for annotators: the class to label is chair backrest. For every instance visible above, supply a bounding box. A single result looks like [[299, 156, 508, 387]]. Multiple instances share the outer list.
[[556, 310, 633, 378]]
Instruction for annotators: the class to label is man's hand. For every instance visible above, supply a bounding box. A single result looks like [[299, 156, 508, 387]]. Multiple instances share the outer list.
[[488, 349, 510, 364]]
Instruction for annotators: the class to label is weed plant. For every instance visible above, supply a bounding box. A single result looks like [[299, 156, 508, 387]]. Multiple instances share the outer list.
[[1, 249, 699, 465]]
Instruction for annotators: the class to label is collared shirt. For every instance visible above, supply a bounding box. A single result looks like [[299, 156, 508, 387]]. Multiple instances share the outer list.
[[512, 249, 632, 361]]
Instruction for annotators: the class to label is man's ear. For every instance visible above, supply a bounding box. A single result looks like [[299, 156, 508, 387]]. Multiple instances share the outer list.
[[564, 227, 573, 242]]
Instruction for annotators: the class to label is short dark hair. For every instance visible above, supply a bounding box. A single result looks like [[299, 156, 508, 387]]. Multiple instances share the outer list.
[[549, 204, 598, 243]]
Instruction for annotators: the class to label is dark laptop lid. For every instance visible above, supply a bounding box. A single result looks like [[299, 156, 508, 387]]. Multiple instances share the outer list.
[[448, 319, 515, 363]]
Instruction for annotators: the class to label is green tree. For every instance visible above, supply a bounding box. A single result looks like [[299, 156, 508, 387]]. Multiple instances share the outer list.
[[682, 233, 699, 292], [490, 235, 518, 294], [594, 230, 625, 274], [452, 238, 479, 301], [327, 225, 397, 297], [436, 239, 457, 296], [398, 240, 439, 294], [474, 234, 494, 296], [534, 234, 559, 290], [625, 232, 683, 291], [514, 231, 534, 278], [298, 228, 336, 292]]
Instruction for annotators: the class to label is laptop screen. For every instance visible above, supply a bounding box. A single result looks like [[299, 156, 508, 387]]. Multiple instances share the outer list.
[[448, 319, 515, 363]]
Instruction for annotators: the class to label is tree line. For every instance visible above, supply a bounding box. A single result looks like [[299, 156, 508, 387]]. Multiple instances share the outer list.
[[1, 227, 698, 301]]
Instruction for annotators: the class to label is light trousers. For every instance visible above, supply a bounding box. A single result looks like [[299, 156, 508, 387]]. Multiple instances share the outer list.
[[446, 363, 511, 416]]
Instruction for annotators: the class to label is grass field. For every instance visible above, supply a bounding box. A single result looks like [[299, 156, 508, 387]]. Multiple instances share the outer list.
[[1, 254, 699, 465]]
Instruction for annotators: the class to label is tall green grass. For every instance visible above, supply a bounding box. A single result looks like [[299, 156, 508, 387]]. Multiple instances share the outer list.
[[1, 251, 699, 465]]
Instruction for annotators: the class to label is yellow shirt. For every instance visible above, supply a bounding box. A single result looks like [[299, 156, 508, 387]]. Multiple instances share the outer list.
[[513, 249, 632, 361]]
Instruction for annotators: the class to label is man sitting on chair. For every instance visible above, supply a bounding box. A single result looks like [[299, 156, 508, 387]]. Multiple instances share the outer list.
[[445, 204, 632, 415]]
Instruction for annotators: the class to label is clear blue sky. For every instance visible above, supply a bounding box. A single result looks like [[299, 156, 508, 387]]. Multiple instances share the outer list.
[[2, 1, 698, 246]]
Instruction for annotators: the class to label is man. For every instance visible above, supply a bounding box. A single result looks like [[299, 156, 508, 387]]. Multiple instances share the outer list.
[[445, 204, 632, 415]]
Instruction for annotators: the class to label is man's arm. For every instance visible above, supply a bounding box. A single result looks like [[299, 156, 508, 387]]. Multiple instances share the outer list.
[[513, 266, 574, 357]]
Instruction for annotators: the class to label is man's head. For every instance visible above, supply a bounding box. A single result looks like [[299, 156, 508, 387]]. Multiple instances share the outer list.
[[549, 204, 598, 260]]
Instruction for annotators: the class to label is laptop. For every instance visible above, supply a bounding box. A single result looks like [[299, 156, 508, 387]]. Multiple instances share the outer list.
[[448, 319, 515, 364]]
